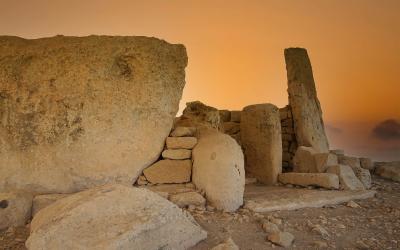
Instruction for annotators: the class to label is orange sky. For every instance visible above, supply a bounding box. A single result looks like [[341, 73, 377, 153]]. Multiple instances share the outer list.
[[1, 0, 399, 160]]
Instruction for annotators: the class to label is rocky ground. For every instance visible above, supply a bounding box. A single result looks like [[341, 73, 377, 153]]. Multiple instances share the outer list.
[[1, 175, 399, 250]]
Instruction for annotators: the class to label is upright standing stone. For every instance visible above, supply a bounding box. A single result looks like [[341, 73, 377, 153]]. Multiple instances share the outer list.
[[284, 48, 329, 152], [0, 36, 187, 193], [241, 104, 282, 184]]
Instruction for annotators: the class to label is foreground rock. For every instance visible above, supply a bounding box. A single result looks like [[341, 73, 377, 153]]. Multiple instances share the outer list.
[[352, 167, 372, 189], [278, 173, 339, 189], [284, 48, 329, 152], [26, 184, 207, 250], [375, 162, 400, 182], [267, 231, 295, 248], [192, 130, 245, 212], [32, 194, 69, 217], [0, 35, 187, 193], [241, 104, 282, 184], [143, 160, 192, 184], [326, 165, 365, 191], [0, 192, 33, 230]]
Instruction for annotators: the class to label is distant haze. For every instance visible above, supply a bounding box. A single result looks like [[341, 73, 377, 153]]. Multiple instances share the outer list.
[[1, 0, 399, 161]]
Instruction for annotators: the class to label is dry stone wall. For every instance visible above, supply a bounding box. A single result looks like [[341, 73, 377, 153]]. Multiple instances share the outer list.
[[279, 105, 297, 172]]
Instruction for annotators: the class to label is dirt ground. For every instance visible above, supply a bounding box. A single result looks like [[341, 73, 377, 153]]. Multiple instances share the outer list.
[[1, 175, 399, 250]]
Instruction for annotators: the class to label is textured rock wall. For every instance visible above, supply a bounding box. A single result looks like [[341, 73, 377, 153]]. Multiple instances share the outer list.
[[284, 48, 329, 153], [279, 105, 297, 172], [0, 35, 187, 193]]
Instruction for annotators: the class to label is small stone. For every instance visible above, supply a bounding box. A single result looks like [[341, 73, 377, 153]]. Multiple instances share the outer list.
[[170, 127, 196, 137], [162, 149, 192, 160], [143, 159, 192, 184], [346, 200, 361, 208], [166, 137, 198, 149], [262, 221, 280, 234], [169, 192, 206, 208], [267, 231, 294, 248], [311, 224, 330, 239], [137, 175, 148, 186], [211, 237, 239, 250]]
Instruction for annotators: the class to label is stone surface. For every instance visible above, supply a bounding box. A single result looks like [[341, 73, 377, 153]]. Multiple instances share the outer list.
[[267, 231, 294, 248], [222, 122, 240, 135], [170, 126, 196, 137], [211, 237, 239, 250], [177, 101, 221, 130], [262, 221, 280, 234], [375, 162, 400, 182], [143, 159, 192, 184], [284, 48, 329, 152], [352, 167, 372, 189], [192, 130, 245, 212], [278, 173, 339, 189], [26, 184, 207, 250], [0, 191, 33, 230], [169, 191, 206, 208], [0, 35, 187, 193], [326, 165, 365, 191], [339, 156, 361, 168], [166, 137, 198, 149], [314, 153, 338, 173], [243, 185, 376, 213], [162, 149, 192, 160], [330, 149, 345, 156], [32, 194, 69, 217], [293, 146, 317, 173], [360, 157, 374, 170], [219, 110, 231, 123], [241, 104, 282, 184], [230, 111, 241, 122]]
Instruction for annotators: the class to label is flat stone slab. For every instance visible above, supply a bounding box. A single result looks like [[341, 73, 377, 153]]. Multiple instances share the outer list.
[[244, 185, 376, 213]]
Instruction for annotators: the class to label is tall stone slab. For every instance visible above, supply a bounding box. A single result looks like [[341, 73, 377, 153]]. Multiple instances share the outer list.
[[241, 104, 282, 184], [284, 48, 329, 152], [0, 36, 187, 193]]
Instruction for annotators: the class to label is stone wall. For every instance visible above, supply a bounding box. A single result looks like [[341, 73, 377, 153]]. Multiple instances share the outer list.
[[279, 105, 298, 172]]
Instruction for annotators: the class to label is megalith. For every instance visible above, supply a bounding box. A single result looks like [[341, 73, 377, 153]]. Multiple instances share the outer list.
[[241, 104, 282, 184], [284, 48, 329, 152], [0, 35, 187, 193]]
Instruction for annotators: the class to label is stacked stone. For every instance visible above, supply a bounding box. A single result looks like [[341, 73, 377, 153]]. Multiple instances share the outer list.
[[219, 110, 242, 146], [279, 105, 297, 172], [139, 127, 198, 185]]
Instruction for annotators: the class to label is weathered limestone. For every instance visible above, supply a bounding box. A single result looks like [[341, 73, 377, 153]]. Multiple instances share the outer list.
[[143, 160, 192, 184], [280, 105, 297, 171], [375, 162, 400, 182], [352, 167, 372, 189], [360, 157, 374, 170], [32, 194, 69, 217], [268, 231, 295, 248], [230, 111, 242, 122], [162, 149, 191, 160], [339, 156, 361, 168], [26, 184, 207, 250], [170, 126, 196, 137], [326, 165, 365, 191], [176, 101, 221, 130], [166, 137, 198, 149], [0, 36, 187, 193], [284, 48, 329, 152], [293, 146, 317, 173], [192, 130, 245, 212], [314, 152, 338, 173], [278, 173, 339, 189], [241, 104, 282, 184], [219, 110, 231, 123], [211, 238, 239, 250], [169, 192, 206, 208], [0, 191, 33, 230], [223, 122, 241, 135]]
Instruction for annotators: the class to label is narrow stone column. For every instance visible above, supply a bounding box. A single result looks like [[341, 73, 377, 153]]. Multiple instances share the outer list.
[[284, 48, 329, 152], [241, 104, 282, 184]]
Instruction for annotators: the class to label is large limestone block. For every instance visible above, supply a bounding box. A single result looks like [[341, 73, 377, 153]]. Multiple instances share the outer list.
[[192, 130, 245, 212], [162, 149, 191, 160], [240, 104, 282, 184], [166, 137, 198, 149], [0, 36, 187, 193], [284, 48, 329, 152], [352, 167, 372, 189], [339, 156, 361, 168], [360, 157, 374, 170], [326, 165, 365, 190], [26, 184, 207, 250], [314, 152, 338, 173], [293, 146, 317, 173], [143, 159, 192, 184], [375, 162, 400, 182], [0, 191, 33, 230], [32, 194, 69, 217], [278, 173, 339, 189]]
